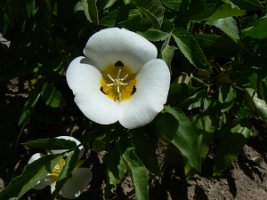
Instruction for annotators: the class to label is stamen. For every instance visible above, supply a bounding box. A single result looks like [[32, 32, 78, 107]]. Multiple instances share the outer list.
[[107, 74, 115, 82], [116, 68, 122, 79], [121, 74, 128, 81]]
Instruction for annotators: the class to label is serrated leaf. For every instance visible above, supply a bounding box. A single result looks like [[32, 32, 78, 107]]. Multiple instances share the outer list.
[[139, 29, 168, 41], [205, 2, 246, 20], [41, 82, 64, 108], [24, 138, 77, 150], [132, 0, 164, 28], [161, 0, 182, 11], [172, 29, 211, 72], [122, 146, 148, 200], [207, 17, 239, 42], [80, 0, 99, 24], [155, 105, 202, 170], [242, 16, 267, 39], [213, 121, 251, 174], [0, 155, 62, 199]]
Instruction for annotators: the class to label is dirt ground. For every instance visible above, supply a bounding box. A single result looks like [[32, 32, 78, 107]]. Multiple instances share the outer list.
[[1, 78, 267, 200]]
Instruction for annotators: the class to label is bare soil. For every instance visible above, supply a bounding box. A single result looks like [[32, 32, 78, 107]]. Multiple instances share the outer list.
[[1, 78, 267, 200]]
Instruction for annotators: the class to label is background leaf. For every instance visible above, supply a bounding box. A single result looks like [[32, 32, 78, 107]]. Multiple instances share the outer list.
[[0, 155, 62, 199], [172, 29, 211, 72]]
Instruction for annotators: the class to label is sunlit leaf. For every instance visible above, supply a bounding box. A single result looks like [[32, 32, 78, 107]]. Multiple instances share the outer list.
[[0, 155, 62, 199], [172, 29, 211, 72], [205, 2, 246, 20], [122, 146, 148, 200], [246, 88, 267, 121], [139, 29, 168, 41], [207, 17, 240, 42], [242, 16, 267, 39], [80, 0, 99, 24], [155, 105, 202, 170]]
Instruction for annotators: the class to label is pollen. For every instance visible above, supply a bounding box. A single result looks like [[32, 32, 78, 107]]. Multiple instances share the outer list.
[[100, 62, 137, 102]]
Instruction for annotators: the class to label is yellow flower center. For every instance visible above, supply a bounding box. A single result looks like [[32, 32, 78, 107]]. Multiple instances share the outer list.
[[48, 158, 66, 182], [100, 61, 137, 102]]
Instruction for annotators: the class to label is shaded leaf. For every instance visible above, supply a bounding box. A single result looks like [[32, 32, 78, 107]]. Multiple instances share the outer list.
[[213, 121, 251, 174], [161, 0, 182, 11], [41, 82, 65, 108], [172, 29, 211, 72], [132, 0, 164, 28], [155, 105, 201, 170], [24, 138, 77, 150], [139, 29, 168, 41]]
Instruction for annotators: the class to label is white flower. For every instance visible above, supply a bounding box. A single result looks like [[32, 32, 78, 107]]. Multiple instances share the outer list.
[[28, 136, 92, 199], [66, 28, 170, 129]]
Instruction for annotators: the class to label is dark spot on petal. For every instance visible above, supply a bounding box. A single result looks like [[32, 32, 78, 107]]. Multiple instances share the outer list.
[[115, 60, 124, 67], [131, 86, 136, 95], [100, 87, 106, 94]]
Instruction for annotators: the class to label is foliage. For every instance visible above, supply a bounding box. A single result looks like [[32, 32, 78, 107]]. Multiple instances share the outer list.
[[1, 0, 267, 199]]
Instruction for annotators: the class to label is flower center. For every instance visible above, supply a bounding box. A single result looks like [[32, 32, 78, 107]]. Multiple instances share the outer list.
[[100, 61, 137, 102], [48, 158, 66, 183]]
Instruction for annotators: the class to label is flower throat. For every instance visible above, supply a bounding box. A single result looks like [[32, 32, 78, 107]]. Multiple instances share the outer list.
[[100, 61, 136, 102]]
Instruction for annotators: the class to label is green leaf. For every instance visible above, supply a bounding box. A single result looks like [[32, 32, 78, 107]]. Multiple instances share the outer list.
[[242, 16, 267, 39], [18, 90, 40, 126], [132, 131, 160, 176], [132, 0, 164, 28], [155, 105, 202, 170], [51, 149, 80, 199], [0, 154, 62, 199], [80, 0, 99, 24], [205, 2, 246, 20], [139, 29, 168, 41], [246, 88, 267, 121], [161, 0, 182, 11], [213, 121, 251, 174], [161, 36, 177, 69], [207, 17, 240, 42], [230, 0, 263, 10], [172, 29, 211, 72], [41, 82, 65, 108], [122, 146, 148, 200], [105, 144, 127, 193], [24, 138, 77, 150]]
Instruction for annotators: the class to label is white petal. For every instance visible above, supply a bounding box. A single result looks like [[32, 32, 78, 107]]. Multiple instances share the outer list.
[[119, 59, 170, 129], [50, 136, 84, 159], [27, 153, 51, 190], [60, 168, 92, 199], [28, 153, 44, 164], [83, 28, 157, 72], [66, 56, 121, 125]]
